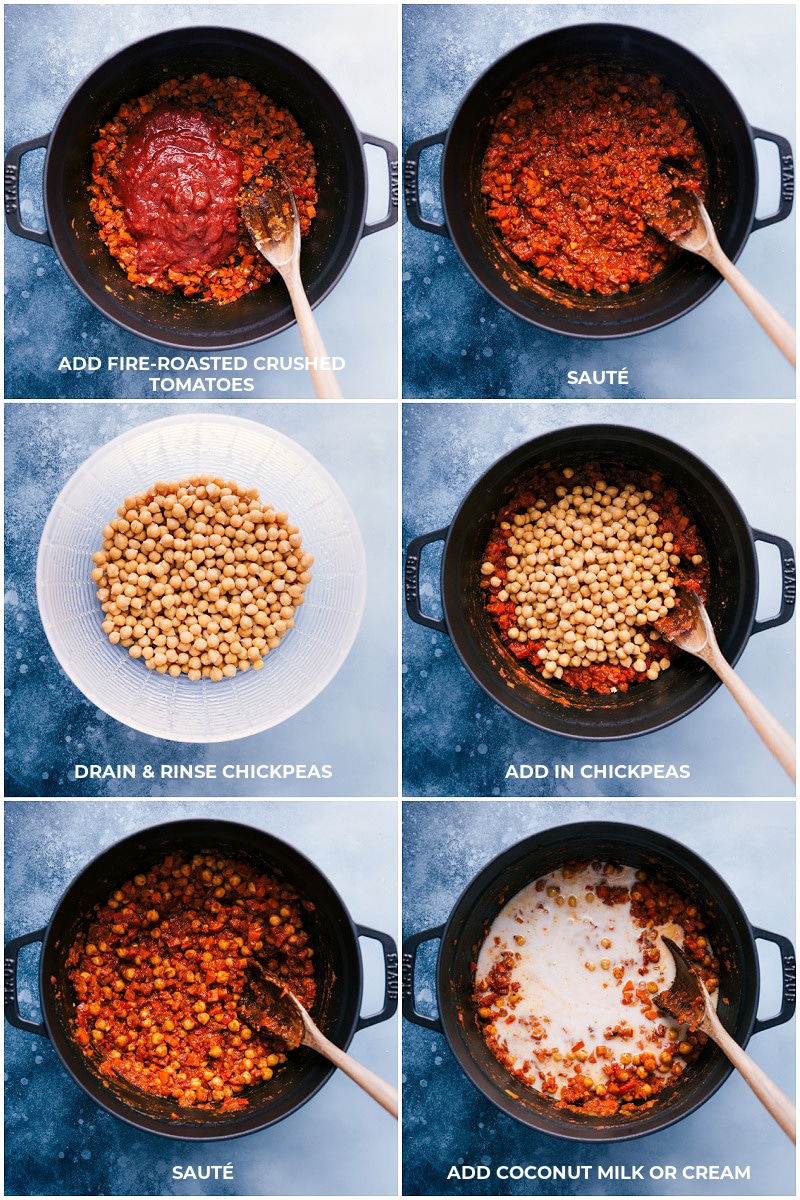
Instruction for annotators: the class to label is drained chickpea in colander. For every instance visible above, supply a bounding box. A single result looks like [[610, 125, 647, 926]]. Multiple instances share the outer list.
[[91, 475, 313, 680]]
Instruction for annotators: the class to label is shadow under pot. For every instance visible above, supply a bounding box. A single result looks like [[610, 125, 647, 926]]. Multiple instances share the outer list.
[[5, 26, 397, 350], [404, 23, 793, 338], [5, 819, 397, 1140], [403, 821, 795, 1142], [404, 423, 795, 741]]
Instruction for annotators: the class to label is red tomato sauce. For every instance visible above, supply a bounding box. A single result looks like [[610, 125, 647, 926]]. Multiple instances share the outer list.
[[118, 109, 243, 275], [481, 65, 707, 295]]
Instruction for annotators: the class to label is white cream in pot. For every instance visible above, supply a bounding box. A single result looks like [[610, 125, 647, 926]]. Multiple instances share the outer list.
[[475, 864, 716, 1099]]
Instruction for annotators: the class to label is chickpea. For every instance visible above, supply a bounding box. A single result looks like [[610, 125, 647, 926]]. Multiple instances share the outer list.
[[481, 474, 704, 686], [94, 476, 312, 679]]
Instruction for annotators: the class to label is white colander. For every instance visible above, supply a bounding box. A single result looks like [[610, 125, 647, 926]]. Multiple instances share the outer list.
[[36, 413, 366, 743]]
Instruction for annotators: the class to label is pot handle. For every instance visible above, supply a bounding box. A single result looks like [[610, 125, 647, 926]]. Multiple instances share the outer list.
[[751, 927, 796, 1033], [4, 928, 47, 1037], [405, 528, 449, 633], [404, 132, 449, 235], [750, 129, 794, 231], [355, 925, 398, 1029], [360, 133, 399, 237], [4, 134, 52, 245], [750, 529, 796, 634], [402, 924, 444, 1032]]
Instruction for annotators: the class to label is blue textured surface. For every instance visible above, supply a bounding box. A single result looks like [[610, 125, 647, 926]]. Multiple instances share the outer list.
[[402, 4, 795, 399], [5, 799, 398, 1196], [5, 402, 398, 796], [402, 799, 795, 1196], [402, 402, 795, 797], [5, 4, 398, 399]]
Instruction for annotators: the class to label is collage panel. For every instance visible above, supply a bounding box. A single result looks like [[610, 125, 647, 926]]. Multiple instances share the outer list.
[[5, 3, 398, 401], [403, 401, 795, 798], [5, 401, 398, 797], [4, 798, 398, 1196], [402, 798, 795, 1196], [3, 0, 798, 1196], [402, 3, 795, 399]]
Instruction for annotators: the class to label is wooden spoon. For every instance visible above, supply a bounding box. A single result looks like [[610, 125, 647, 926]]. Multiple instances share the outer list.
[[658, 588, 795, 782], [243, 962, 398, 1117], [655, 937, 795, 1142], [240, 172, 343, 399], [651, 188, 795, 366]]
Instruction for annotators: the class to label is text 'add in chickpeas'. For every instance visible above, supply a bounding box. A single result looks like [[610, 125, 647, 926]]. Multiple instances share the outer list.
[[481, 64, 708, 296], [66, 853, 316, 1111], [480, 464, 707, 694], [474, 863, 719, 1116], [91, 475, 313, 681]]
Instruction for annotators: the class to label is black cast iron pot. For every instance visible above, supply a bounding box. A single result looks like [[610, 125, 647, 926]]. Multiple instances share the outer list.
[[404, 23, 793, 338], [5, 27, 397, 350], [4, 819, 397, 1140], [403, 821, 795, 1141], [405, 424, 795, 740]]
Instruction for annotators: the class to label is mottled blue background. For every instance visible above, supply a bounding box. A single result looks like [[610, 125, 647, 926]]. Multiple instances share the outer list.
[[402, 402, 795, 797], [5, 403, 398, 797], [5, 4, 398, 399], [402, 799, 795, 1196], [5, 799, 398, 1196], [402, 4, 795, 399]]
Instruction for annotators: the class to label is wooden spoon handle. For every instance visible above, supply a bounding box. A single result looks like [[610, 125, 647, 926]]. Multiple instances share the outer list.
[[283, 266, 344, 399], [707, 1012, 795, 1142], [309, 1027, 399, 1118], [703, 243, 795, 367], [703, 649, 796, 782]]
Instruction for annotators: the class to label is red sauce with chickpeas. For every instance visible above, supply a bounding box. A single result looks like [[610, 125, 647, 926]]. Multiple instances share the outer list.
[[481, 64, 707, 295], [66, 852, 315, 1110], [480, 463, 707, 694]]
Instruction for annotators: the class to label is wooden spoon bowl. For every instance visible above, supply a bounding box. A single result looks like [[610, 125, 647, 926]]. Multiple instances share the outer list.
[[245, 961, 398, 1117], [656, 937, 795, 1142]]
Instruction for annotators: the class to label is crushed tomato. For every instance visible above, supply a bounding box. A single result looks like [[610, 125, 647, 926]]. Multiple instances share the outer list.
[[89, 74, 317, 303]]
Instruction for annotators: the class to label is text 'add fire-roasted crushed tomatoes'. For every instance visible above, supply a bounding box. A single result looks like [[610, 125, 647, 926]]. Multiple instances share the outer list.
[[481, 64, 707, 295], [474, 862, 720, 1116], [479, 463, 708, 694], [90, 74, 317, 303], [65, 853, 316, 1111]]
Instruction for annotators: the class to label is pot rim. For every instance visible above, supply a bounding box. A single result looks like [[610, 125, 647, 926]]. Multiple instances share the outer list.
[[37, 25, 372, 350], [427, 820, 769, 1142], [31, 818, 367, 1140], [437, 423, 760, 740], [436, 22, 762, 338]]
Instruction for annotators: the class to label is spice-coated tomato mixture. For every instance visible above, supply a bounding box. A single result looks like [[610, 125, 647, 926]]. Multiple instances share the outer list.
[[481, 64, 707, 295], [480, 462, 708, 694], [474, 861, 720, 1117], [89, 74, 317, 303], [66, 853, 316, 1110]]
